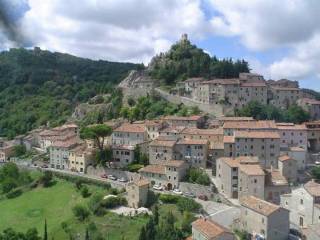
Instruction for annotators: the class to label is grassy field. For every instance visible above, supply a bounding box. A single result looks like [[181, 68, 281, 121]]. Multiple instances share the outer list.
[[0, 178, 148, 240]]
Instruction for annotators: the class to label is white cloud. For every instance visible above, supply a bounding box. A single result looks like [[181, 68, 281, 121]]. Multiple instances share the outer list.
[[18, 0, 210, 63]]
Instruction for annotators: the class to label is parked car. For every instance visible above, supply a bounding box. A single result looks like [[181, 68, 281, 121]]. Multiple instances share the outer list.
[[289, 228, 303, 240], [315, 161, 320, 165], [153, 184, 163, 191], [172, 188, 183, 195], [100, 174, 108, 179], [198, 194, 208, 201], [41, 164, 48, 168], [183, 192, 196, 198], [108, 175, 117, 181], [118, 177, 128, 182]]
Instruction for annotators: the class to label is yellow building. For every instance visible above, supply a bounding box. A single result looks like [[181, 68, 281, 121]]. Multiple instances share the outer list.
[[68, 144, 94, 173]]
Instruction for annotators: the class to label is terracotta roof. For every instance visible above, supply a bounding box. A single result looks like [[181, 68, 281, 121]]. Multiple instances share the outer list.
[[237, 156, 260, 164], [218, 157, 240, 168], [223, 120, 277, 130], [240, 82, 266, 87], [144, 120, 164, 126], [218, 117, 254, 122], [192, 218, 232, 239], [304, 181, 320, 197], [271, 86, 300, 91], [51, 138, 79, 148], [114, 123, 146, 133], [201, 78, 239, 85], [299, 98, 320, 105], [278, 155, 293, 162], [276, 123, 307, 130], [149, 139, 176, 147], [266, 170, 288, 186], [184, 77, 204, 82], [177, 139, 209, 145], [132, 179, 150, 187], [223, 136, 235, 143], [160, 126, 186, 134], [239, 164, 264, 176], [181, 127, 223, 135], [289, 146, 306, 152], [234, 130, 280, 139], [164, 160, 186, 168], [240, 195, 282, 216], [163, 115, 203, 121], [139, 165, 165, 175]]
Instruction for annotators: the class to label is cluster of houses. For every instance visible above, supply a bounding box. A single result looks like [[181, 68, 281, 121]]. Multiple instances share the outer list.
[[2, 113, 320, 239], [179, 72, 320, 119]]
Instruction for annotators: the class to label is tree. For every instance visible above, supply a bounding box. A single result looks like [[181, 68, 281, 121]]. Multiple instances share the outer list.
[[39, 171, 53, 187], [181, 211, 194, 236], [44, 219, 48, 240], [80, 124, 112, 151], [145, 218, 156, 240], [85, 228, 89, 240], [153, 205, 159, 225], [13, 145, 27, 157], [72, 205, 90, 221], [80, 185, 91, 198], [312, 166, 320, 181], [138, 227, 147, 240]]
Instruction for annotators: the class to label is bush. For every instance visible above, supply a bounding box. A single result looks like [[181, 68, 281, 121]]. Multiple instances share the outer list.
[[159, 194, 180, 204], [80, 185, 91, 198], [101, 196, 127, 209], [1, 178, 18, 194], [126, 163, 144, 172], [88, 193, 105, 216], [13, 145, 27, 157], [177, 197, 201, 213], [186, 168, 210, 186], [39, 171, 53, 187], [75, 179, 83, 190], [6, 188, 22, 199], [72, 204, 90, 221]]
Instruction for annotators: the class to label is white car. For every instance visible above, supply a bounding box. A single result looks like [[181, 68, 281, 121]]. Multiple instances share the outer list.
[[108, 175, 117, 181], [118, 177, 128, 182], [315, 161, 320, 165], [153, 184, 163, 191], [172, 188, 183, 195]]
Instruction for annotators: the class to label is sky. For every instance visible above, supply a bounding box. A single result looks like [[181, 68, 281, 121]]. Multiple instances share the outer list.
[[0, 0, 320, 90]]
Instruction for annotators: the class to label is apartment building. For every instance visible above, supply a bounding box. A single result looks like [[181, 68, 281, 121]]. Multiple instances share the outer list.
[[224, 131, 280, 169], [276, 123, 308, 150], [68, 144, 94, 173], [184, 77, 204, 95], [138, 160, 188, 189], [174, 139, 209, 168], [264, 170, 290, 204], [126, 179, 149, 209], [112, 123, 147, 146], [159, 126, 185, 140], [39, 123, 79, 151], [281, 180, 320, 229], [240, 195, 289, 240], [223, 120, 277, 136], [144, 120, 166, 140], [162, 115, 205, 128], [191, 218, 235, 240], [149, 138, 176, 164], [268, 86, 300, 109], [216, 156, 262, 199], [181, 127, 223, 146], [238, 164, 265, 200], [238, 82, 268, 107], [111, 145, 135, 167], [305, 121, 320, 152], [0, 140, 15, 162], [278, 155, 297, 183], [285, 146, 307, 170], [297, 98, 320, 120], [49, 138, 80, 170]]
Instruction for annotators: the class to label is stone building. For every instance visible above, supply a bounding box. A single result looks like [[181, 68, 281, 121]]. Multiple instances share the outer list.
[[68, 144, 94, 173], [264, 170, 290, 204], [268, 86, 300, 109], [281, 180, 320, 229], [126, 179, 149, 209], [0, 140, 15, 162], [162, 115, 205, 128], [276, 123, 308, 150], [278, 155, 297, 183], [305, 121, 320, 152], [191, 218, 235, 240], [112, 123, 147, 146], [240, 195, 289, 240], [111, 145, 135, 167], [297, 98, 320, 120]]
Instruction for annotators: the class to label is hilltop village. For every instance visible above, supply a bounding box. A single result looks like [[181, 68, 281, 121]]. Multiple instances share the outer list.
[[1, 36, 320, 240]]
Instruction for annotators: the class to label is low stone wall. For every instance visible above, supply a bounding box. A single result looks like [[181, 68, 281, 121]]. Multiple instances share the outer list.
[[154, 88, 225, 117]]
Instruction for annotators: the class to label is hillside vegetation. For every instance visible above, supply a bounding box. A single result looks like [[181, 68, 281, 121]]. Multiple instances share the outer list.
[[0, 48, 139, 138], [149, 36, 249, 84]]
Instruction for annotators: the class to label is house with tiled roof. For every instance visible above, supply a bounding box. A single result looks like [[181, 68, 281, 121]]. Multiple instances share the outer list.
[[138, 160, 188, 190], [223, 120, 277, 136], [68, 143, 95, 173], [280, 180, 320, 229], [277, 155, 297, 183], [240, 195, 289, 240], [0, 140, 15, 162], [276, 122, 308, 150], [224, 130, 280, 169], [191, 218, 235, 240], [264, 169, 290, 204], [126, 179, 149, 209], [112, 123, 147, 146], [305, 120, 320, 152], [162, 115, 205, 128], [297, 98, 320, 120]]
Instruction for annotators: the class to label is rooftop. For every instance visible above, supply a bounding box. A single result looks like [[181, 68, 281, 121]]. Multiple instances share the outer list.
[[239, 164, 265, 176], [181, 127, 223, 135], [240, 195, 282, 216], [177, 139, 209, 145], [234, 130, 280, 139], [218, 116, 254, 122], [201, 78, 239, 85], [304, 181, 320, 197], [114, 123, 146, 133], [163, 160, 186, 168], [139, 165, 165, 175], [223, 120, 277, 130], [270, 86, 300, 91], [132, 179, 150, 187], [276, 123, 307, 130], [149, 139, 176, 147], [278, 155, 293, 162], [240, 82, 266, 87], [266, 170, 288, 186], [223, 136, 235, 143], [162, 115, 203, 121], [192, 218, 232, 240], [299, 98, 320, 105], [289, 146, 306, 152]]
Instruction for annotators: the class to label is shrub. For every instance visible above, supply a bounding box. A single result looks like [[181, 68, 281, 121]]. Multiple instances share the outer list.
[[6, 188, 22, 199], [72, 204, 90, 221], [186, 167, 210, 186], [1, 178, 18, 194], [159, 194, 180, 204], [13, 145, 27, 157], [101, 196, 127, 209], [177, 197, 201, 213], [88, 193, 105, 216], [80, 185, 91, 198], [126, 164, 144, 172], [39, 171, 53, 187], [75, 179, 83, 190]]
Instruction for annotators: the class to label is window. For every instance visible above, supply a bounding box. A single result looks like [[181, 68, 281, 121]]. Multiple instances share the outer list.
[[300, 199, 303, 205]]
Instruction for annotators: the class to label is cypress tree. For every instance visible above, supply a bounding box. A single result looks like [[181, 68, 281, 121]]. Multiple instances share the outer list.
[[138, 226, 146, 240], [85, 228, 89, 240], [44, 219, 48, 240]]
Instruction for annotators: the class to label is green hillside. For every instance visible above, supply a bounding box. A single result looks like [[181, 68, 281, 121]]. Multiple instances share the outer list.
[[0, 48, 140, 138]]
